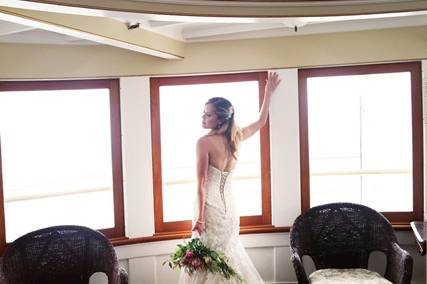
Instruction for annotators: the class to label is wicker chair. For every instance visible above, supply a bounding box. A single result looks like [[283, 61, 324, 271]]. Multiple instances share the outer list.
[[290, 203, 412, 284], [2, 225, 128, 284]]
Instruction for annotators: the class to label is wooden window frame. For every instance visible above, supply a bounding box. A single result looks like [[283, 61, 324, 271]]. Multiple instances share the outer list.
[[298, 61, 424, 225], [0, 79, 125, 253], [150, 71, 272, 234]]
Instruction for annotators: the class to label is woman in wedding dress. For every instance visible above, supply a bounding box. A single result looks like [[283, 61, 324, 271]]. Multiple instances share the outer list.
[[179, 72, 280, 284]]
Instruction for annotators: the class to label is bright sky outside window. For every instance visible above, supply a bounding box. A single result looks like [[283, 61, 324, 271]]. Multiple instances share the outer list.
[[0, 89, 115, 242], [307, 72, 413, 212], [159, 81, 262, 222]]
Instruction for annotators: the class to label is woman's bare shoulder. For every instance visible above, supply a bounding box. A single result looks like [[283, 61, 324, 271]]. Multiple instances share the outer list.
[[197, 134, 220, 149], [198, 133, 218, 142], [197, 135, 212, 148]]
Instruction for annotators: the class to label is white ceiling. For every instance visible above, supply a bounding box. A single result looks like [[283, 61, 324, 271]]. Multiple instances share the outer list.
[[0, 9, 426, 45], [137, 11, 427, 41], [0, 20, 95, 44]]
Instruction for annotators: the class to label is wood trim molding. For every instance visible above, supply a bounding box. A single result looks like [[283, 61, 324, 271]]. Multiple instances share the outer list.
[[111, 223, 411, 247], [298, 70, 310, 213], [258, 72, 272, 225], [150, 77, 165, 234], [410, 62, 424, 222], [112, 225, 291, 246], [0, 79, 116, 91], [108, 79, 126, 238]]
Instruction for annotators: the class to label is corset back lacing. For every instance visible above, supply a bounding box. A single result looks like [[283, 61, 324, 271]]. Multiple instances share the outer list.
[[219, 171, 230, 213]]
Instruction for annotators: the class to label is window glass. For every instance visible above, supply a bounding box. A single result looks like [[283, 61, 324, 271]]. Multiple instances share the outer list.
[[0, 89, 115, 241], [307, 72, 413, 212], [159, 81, 262, 222]]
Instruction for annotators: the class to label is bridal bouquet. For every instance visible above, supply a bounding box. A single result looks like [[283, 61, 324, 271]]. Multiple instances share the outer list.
[[163, 238, 244, 283]]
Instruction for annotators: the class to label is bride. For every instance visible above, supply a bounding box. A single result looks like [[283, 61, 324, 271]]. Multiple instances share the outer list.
[[180, 72, 280, 284]]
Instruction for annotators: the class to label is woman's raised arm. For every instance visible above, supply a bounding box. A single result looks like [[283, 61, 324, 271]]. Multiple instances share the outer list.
[[241, 72, 280, 140]]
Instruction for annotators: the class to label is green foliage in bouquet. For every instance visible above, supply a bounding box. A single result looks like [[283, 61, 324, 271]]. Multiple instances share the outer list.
[[163, 238, 244, 283]]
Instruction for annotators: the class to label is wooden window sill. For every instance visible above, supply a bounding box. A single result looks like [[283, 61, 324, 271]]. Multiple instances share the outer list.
[[112, 225, 290, 246], [111, 223, 412, 246]]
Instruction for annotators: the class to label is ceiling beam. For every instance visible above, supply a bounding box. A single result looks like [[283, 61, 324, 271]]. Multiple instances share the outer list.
[[182, 23, 288, 40], [0, 21, 35, 36], [148, 20, 183, 28], [0, 6, 184, 59]]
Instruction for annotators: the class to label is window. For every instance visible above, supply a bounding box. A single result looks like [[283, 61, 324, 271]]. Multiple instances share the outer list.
[[151, 72, 272, 234], [0, 79, 125, 252], [299, 62, 423, 224]]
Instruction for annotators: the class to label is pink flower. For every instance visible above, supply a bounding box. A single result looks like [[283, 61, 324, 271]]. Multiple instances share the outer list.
[[185, 251, 194, 261]]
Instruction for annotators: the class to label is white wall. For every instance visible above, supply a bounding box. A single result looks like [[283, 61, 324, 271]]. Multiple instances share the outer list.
[[119, 76, 155, 238], [89, 67, 425, 283]]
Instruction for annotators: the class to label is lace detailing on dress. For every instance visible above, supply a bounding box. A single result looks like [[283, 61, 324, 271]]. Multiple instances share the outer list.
[[179, 165, 265, 284]]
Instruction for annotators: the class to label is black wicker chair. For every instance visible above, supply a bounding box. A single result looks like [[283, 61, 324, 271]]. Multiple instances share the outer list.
[[2, 225, 128, 284], [290, 203, 412, 284]]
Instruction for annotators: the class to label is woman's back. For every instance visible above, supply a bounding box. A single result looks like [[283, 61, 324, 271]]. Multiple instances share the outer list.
[[202, 134, 236, 172]]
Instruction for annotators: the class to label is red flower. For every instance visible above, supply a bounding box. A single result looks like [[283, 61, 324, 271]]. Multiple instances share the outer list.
[[185, 251, 194, 261]]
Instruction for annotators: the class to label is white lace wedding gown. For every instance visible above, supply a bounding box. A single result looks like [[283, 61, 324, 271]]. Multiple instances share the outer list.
[[179, 165, 264, 284]]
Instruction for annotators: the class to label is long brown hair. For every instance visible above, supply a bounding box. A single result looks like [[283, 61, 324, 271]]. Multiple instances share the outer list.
[[206, 97, 242, 159]]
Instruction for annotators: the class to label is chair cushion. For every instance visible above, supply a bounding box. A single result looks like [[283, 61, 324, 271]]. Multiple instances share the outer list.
[[309, 269, 392, 284]]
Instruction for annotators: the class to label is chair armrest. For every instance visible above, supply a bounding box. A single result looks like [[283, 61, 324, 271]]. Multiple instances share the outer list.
[[111, 264, 128, 284], [118, 266, 128, 284], [290, 248, 309, 284], [385, 242, 413, 284]]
